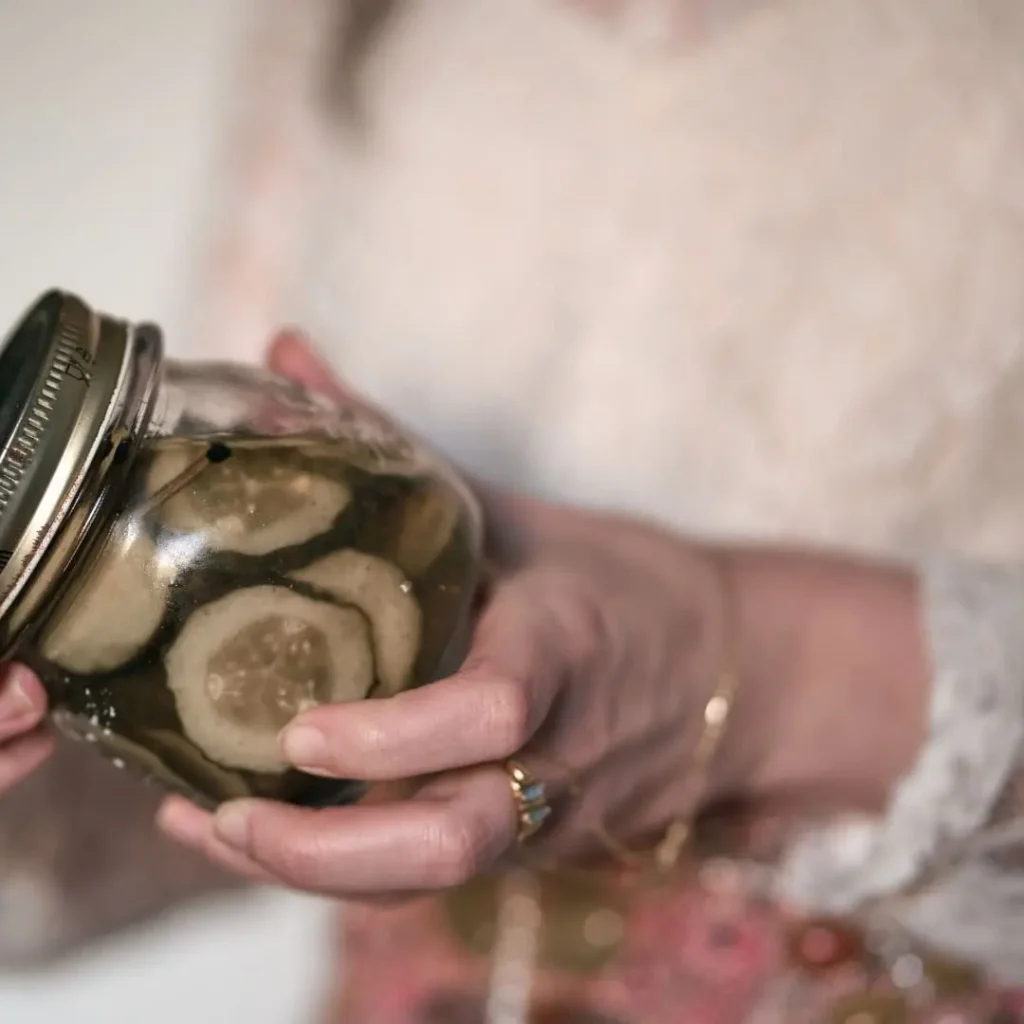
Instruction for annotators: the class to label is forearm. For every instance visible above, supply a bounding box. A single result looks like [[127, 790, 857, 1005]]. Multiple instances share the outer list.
[[721, 547, 930, 810], [725, 550, 1024, 979]]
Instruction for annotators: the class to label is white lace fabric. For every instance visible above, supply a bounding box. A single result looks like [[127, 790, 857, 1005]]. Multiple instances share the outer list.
[[776, 557, 1024, 982]]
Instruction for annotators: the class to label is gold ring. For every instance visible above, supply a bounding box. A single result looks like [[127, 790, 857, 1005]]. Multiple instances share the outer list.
[[505, 759, 551, 844]]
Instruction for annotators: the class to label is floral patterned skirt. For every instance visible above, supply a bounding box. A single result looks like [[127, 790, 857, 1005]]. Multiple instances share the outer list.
[[329, 858, 1024, 1024]]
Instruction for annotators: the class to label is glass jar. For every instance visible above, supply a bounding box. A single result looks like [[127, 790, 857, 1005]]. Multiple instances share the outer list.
[[0, 291, 482, 809]]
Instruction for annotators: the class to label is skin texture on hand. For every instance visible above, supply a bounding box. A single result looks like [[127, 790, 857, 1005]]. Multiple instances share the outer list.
[[155, 335, 930, 901]]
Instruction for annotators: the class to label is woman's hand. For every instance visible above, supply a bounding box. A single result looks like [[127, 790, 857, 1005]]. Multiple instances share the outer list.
[[156, 333, 931, 898], [0, 665, 52, 795]]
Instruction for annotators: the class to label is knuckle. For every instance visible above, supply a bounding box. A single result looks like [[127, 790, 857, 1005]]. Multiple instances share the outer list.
[[348, 715, 389, 766], [430, 809, 490, 888], [485, 678, 531, 756], [249, 825, 326, 888]]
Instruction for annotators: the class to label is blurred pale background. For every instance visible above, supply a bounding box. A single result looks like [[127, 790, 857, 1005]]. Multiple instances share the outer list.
[[0, 2, 336, 1021]]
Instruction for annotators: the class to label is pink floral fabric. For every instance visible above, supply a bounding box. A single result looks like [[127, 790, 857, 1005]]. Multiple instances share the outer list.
[[329, 862, 1024, 1024]]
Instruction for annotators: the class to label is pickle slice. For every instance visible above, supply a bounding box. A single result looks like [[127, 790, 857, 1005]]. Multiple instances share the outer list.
[[147, 440, 351, 556], [40, 529, 172, 676], [392, 482, 460, 578], [165, 586, 374, 772], [291, 550, 421, 696]]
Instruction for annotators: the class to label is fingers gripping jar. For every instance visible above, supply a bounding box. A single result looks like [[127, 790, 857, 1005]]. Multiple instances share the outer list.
[[0, 292, 481, 809]]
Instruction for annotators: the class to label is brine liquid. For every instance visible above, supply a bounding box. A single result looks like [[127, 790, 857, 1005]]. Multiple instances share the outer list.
[[30, 435, 479, 810]]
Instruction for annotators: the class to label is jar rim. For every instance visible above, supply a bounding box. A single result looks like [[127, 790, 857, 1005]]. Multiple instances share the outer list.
[[0, 291, 160, 656]]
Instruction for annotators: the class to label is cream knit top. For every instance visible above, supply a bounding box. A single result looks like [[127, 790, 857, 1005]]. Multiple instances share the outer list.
[[202, 0, 1024, 980]]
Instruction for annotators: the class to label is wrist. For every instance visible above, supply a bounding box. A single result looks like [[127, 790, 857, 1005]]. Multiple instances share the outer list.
[[715, 547, 930, 811]]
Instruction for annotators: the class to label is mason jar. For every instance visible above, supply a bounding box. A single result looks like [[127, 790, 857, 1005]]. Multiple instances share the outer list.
[[0, 291, 482, 809]]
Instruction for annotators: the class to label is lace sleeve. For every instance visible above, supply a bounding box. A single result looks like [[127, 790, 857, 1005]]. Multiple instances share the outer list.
[[774, 557, 1024, 983]]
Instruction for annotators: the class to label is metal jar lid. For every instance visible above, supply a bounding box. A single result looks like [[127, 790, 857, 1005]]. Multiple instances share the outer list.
[[0, 291, 154, 655]]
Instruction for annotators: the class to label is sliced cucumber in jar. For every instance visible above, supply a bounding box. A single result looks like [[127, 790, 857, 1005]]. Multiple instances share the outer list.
[[40, 529, 172, 676], [146, 439, 351, 556], [392, 481, 461, 578], [165, 585, 374, 773], [291, 550, 422, 697]]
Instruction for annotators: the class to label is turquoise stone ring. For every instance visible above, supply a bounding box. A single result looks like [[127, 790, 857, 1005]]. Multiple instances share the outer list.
[[505, 759, 552, 843]]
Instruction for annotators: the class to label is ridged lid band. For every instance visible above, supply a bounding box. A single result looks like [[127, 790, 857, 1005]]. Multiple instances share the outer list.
[[0, 291, 135, 654]]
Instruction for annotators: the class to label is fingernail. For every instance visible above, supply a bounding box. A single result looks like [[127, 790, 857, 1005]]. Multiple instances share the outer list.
[[0, 667, 36, 721], [279, 724, 326, 768], [214, 802, 253, 850]]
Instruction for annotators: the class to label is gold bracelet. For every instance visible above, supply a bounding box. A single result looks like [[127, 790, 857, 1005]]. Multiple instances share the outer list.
[[576, 658, 740, 873], [653, 662, 740, 870], [584, 556, 741, 872], [515, 555, 741, 875], [652, 554, 741, 870]]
